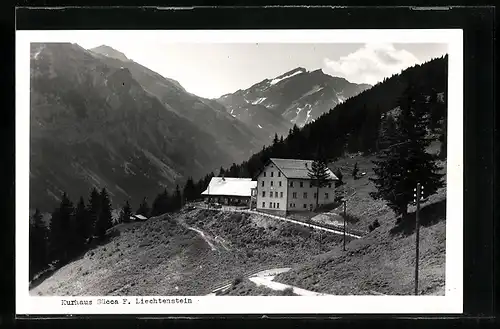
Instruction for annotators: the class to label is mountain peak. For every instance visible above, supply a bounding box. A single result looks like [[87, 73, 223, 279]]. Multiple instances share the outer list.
[[90, 45, 129, 62]]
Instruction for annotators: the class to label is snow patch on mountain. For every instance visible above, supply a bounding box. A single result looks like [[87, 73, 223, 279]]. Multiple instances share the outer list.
[[269, 70, 305, 86], [300, 85, 323, 99], [305, 106, 314, 124], [252, 97, 267, 105]]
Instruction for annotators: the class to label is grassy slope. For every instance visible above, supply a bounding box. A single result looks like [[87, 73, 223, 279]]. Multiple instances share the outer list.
[[30, 208, 349, 296], [275, 195, 446, 295], [275, 145, 447, 295]]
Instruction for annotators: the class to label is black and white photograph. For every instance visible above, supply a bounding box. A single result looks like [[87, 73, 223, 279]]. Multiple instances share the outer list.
[[17, 29, 463, 315]]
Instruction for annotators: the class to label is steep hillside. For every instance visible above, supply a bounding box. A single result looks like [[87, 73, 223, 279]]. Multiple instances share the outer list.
[[89, 45, 267, 164], [275, 194, 446, 295], [30, 208, 349, 296], [29, 43, 237, 211], [217, 67, 371, 139]]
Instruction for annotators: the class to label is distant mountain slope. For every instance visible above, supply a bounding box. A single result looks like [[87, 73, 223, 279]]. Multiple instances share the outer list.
[[217, 67, 371, 138], [212, 55, 448, 180], [29, 43, 239, 211], [89, 46, 267, 164]]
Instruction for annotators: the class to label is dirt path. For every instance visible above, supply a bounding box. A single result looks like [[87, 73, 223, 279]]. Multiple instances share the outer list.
[[248, 268, 332, 296], [194, 206, 362, 239], [186, 226, 217, 251]]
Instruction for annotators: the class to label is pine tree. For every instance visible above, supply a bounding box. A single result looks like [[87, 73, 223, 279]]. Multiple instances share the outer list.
[[49, 192, 74, 264], [86, 187, 101, 240], [335, 168, 343, 187], [74, 196, 90, 251], [352, 162, 359, 179], [29, 208, 49, 278], [273, 133, 279, 145], [369, 83, 445, 219], [173, 185, 182, 211], [120, 200, 133, 223], [151, 189, 169, 216], [307, 158, 331, 211], [137, 197, 151, 217], [183, 177, 196, 202], [95, 188, 113, 240]]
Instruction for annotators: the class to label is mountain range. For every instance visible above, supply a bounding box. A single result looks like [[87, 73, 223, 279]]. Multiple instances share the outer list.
[[217, 67, 371, 138], [29, 43, 371, 211]]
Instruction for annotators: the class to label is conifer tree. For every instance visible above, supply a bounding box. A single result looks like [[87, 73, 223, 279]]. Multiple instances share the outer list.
[[335, 168, 343, 187], [183, 177, 197, 202], [370, 83, 444, 219], [49, 192, 74, 263], [120, 200, 133, 223], [29, 208, 49, 278], [352, 162, 359, 179], [86, 187, 101, 239], [95, 188, 113, 240], [74, 196, 90, 251], [307, 158, 331, 211], [151, 189, 169, 216], [273, 133, 279, 145], [137, 197, 151, 217], [173, 185, 182, 211]]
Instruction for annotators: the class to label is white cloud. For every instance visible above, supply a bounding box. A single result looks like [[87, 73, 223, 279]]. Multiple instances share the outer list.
[[323, 43, 421, 85]]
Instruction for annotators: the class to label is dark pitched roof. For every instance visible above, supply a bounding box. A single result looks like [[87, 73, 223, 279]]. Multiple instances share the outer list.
[[268, 158, 338, 180]]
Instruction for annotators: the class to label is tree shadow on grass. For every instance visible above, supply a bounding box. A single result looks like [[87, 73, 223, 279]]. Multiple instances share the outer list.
[[389, 199, 446, 237]]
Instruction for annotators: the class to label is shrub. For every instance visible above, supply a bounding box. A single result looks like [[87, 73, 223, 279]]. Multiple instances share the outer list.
[[368, 224, 374, 232], [373, 219, 381, 228], [232, 276, 244, 286], [281, 287, 295, 296]]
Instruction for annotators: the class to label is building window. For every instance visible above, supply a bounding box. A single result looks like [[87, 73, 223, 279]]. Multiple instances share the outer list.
[[290, 181, 294, 187], [278, 172, 281, 177], [313, 192, 317, 198], [292, 192, 297, 198], [262, 181, 264, 187], [263, 172, 266, 177], [270, 191, 273, 198], [271, 181, 274, 187], [325, 193, 329, 199], [328, 183, 332, 188], [290, 203, 293, 208], [277, 203, 280, 208], [280, 192, 283, 198], [271, 171, 274, 177], [303, 204, 307, 209], [279, 181, 282, 187], [300, 182, 304, 188], [262, 202, 265, 208], [310, 182, 313, 188], [262, 191, 265, 197], [303, 192, 308, 198]]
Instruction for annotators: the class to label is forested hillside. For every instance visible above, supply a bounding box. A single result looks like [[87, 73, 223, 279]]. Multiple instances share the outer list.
[[211, 55, 447, 181]]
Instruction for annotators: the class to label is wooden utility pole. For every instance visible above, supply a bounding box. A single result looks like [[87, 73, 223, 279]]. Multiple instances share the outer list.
[[414, 182, 423, 295], [343, 188, 347, 251]]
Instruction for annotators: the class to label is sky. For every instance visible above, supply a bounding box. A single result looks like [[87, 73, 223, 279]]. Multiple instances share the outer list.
[[73, 40, 447, 99]]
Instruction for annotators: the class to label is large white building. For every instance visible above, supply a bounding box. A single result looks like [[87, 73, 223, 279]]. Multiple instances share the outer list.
[[255, 158, 338, 216]]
